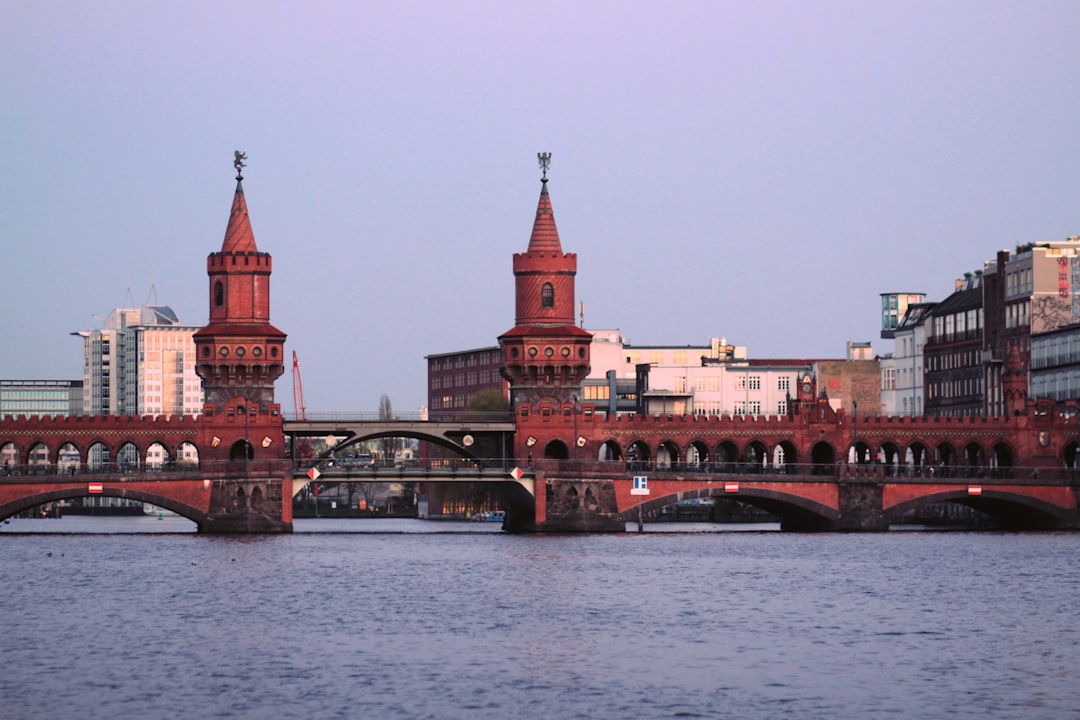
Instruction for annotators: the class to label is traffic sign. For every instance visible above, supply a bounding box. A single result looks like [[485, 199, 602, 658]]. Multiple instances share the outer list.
[[307, 467, 321, 481], [631, 476, 650, 495], [509, 467, 524, 480], [88, 482, 103, 494]]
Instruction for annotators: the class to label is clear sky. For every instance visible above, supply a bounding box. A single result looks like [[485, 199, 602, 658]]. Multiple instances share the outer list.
[[3, 1, 1079, 413]]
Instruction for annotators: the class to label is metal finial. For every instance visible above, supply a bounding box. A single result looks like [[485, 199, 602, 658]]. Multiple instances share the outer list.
[[234, 150, 248, 179], [537, 152, 551, 181]]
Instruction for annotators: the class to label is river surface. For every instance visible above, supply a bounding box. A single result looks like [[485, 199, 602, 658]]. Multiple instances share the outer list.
[[2, 517, 1078, 720]]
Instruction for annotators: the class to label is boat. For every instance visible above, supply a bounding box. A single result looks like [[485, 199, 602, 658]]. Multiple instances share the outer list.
[[142, 503, 179, 518], [472, 510, 506, 522]]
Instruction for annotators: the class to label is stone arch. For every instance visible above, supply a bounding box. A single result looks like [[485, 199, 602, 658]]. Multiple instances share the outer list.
[[715, 441, 739, 472], [852, 438, 873, 464], [28, 442, 49, 474], [963, 442, 985, 476], [597, 439, 621, 462], [878, 441, 902, 476], [1064, 441, 1080, 473], [146, 442, 170, 470], [935, 442, 958, 478], [58, 442, 80, 475], [990, 442, 1014, 479], [544, 439, 569, 460], [251, 485, 264, 511], [627, 440, 651, 470], [2, 442, 18, 472], [656, 440, 680, 470], [177, 441, 199, 468], [687, 441, 710, 471], [118, 442, 140, 471], [88, 442, 111, 472], [744, 440, 768, 473], [564, 485, 579, 508], [230, 439, 253, 461], [811, 441, 835, 474], [773, 441, 798, 472], [906, 441, 930, 476]]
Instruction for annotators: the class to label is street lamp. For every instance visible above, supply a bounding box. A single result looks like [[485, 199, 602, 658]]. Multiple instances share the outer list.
[[572, 393, 580, 462], [239, 401, 251, 461]]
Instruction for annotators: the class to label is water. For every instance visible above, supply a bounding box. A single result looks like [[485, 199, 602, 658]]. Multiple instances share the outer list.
[[2, 518, 1078, 720]]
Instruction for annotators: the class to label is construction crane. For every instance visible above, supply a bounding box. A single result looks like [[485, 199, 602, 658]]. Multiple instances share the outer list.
[[292, 351, 307, 422], [291, 352, 313, 464]]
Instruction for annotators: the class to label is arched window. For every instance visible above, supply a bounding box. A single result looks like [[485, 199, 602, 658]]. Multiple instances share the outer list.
[[214, 281, 224, 307], [541, 282, 554, 308]]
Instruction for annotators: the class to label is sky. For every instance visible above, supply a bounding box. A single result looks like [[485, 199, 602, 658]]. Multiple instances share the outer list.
[[3, 1, 1080, 414]]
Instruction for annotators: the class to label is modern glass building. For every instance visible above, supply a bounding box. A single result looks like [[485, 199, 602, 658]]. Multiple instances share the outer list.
[[0, 379, 83, 418]]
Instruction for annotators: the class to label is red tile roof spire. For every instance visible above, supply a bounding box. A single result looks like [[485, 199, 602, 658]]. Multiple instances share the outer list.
[[526, 155, 562, 254], [221, 152, 257, 253]]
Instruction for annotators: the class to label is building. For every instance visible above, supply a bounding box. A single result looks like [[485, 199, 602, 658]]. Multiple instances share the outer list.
[[1029, 323, 1080, 404], [73, 304, 204, 416], [880, 302, 934, 416], [924, 271, 985, 417], [425, 346, 506, 417], [880, 292, 927, 339], [0, 380, 83, 418]]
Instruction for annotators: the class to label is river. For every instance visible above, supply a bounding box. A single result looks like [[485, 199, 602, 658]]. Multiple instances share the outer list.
[[2, 517, 1078, 719]]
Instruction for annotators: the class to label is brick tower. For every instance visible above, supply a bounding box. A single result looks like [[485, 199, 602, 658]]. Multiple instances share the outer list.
[[193, 153, 287, 416], [499, 155, 592, 408]]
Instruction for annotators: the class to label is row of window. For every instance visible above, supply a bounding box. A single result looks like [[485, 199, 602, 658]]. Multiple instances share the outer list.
[[430, 369, 501, 389]]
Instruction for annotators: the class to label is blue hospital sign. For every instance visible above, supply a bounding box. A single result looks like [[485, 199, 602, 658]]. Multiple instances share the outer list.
[[631, 476, 650, 495]]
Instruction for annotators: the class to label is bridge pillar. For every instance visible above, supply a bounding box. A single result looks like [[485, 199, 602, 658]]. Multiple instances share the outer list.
[[836, 478, 887, 531], [198, 464, 292, 533]]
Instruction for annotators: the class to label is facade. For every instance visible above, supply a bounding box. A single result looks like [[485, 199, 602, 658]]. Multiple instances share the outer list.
[[73, 305, 203, 416], [635, 361, 806, 417], [0, 380, 83, 419]]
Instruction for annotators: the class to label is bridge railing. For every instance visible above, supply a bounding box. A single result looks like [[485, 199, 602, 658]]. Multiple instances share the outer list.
[[0, 459, 292, 480]]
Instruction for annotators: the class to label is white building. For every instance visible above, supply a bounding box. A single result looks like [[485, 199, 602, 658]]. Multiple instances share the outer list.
[[880, 303, 933, 416], [73, 304, 204, 416]]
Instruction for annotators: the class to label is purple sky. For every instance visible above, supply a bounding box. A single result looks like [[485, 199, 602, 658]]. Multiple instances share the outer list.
[[3, 2, 1080, 413]]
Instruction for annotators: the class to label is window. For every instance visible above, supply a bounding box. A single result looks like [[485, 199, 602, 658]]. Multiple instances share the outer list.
[[541, 283, 554, 307], [214, 281, 224, 307], [749, 376, 761, 391], [883, 368, 895, 390], [778, 377, 790, 391]]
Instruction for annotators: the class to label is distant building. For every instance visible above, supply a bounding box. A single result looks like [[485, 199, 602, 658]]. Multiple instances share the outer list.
[[880, 292, 926, 339], [425, 346, 507, 417], [73, 304, 204, 416], [0, 379, 83, 418], [924, 271, 985, 417], [880, 302, 934, 416]]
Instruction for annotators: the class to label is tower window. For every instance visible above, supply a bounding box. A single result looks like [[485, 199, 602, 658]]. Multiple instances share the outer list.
[[541, 282, 554, 308], [214, 281, 224, 307]]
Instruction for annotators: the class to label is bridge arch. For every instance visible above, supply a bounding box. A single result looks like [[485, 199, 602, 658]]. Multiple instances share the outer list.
[[0, 487, 207, 526], [617, 486, 838, 531], [885, 489, 1068, 530], [962, 441, 985, 470], [990, 442, 1014, 478], [627, 440, 651, 469]]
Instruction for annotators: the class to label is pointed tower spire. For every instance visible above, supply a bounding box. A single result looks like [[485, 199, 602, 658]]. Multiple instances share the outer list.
[[221, 151, 257, 253], [527, 153, 562, 253]]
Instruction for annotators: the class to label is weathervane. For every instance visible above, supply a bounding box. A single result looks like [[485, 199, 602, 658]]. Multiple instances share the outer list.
[[234, 150, 247, 180], [538, 152, 551, 181]]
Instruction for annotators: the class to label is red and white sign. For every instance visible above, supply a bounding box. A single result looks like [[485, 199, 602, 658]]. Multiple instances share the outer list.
[[88, 483, 103, 494], [307, 467, 321, 481], [509, 467, 524, 480], [724, 482, 739, 493], [968, 486, 982, 496]]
